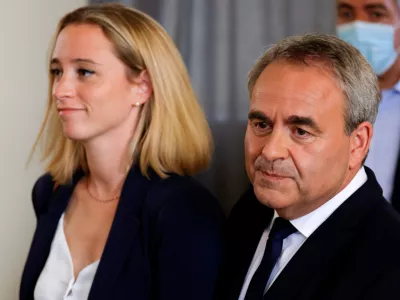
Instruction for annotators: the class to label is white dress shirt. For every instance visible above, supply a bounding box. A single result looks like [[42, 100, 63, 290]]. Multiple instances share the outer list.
[[238, 167, 368, 300], [34, 214, 100, 300]]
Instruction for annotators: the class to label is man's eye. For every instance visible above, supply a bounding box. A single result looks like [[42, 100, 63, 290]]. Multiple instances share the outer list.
[[294, 128, 311, 138], [370, 10, 386, 20], [338, 8, 354, 20], [250, 121, 270, 136], [297, 128, 307, 135], [254, 122, 267, 129], [343, 11, 353, 18]]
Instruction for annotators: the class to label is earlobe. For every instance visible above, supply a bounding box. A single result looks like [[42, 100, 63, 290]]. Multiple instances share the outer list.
[[349, 122, 373, 169]]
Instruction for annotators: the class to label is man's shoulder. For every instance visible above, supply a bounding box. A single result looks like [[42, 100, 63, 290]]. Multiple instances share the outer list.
[[344, 195, 400, 276], [366, 199, 400, 247]]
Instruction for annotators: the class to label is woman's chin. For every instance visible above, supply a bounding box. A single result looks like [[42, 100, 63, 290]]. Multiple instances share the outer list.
[[62, 128, 90, 142]]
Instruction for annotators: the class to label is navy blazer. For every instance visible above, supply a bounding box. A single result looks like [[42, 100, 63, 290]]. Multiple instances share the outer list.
[[215, 167, 400, 300], [20, 166, 226, 300]]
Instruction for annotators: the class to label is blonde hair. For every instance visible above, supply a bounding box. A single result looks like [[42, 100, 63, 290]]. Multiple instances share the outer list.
[[31, 3, 213, 184]]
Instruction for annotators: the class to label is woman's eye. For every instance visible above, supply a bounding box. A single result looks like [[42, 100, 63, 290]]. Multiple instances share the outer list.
[[50, 68, 62, 76], [77, 69, 95, 77]]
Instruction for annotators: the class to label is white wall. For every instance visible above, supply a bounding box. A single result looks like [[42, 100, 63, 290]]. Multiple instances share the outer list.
[[0, 0, 87, 298]]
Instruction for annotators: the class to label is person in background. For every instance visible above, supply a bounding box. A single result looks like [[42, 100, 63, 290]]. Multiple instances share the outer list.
[[20, 4, 226, 300], [336, 0, 400, 209], [214, 33, 400, 300]]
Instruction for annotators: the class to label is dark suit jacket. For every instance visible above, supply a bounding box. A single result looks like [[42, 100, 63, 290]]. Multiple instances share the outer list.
[[215, 167, 400, 300], [20, 166, 226, 300], [391, 146, 400, 211]]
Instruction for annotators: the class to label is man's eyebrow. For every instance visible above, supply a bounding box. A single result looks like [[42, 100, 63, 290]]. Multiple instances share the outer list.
[[287, 115, 322, 133], [248, 111, 273, 125], [337, 2, 354, 11], [365, 3, 388, 12]]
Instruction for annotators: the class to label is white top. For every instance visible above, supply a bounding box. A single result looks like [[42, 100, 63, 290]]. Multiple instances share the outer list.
[[34, 214, 100, 300], [239, 167, 368, 299]]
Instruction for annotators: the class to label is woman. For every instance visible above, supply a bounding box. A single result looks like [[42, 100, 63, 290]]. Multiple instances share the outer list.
[[20, 3, 225, 300]]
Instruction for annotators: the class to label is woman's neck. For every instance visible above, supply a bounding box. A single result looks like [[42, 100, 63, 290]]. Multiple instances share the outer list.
[[84, 123, 135, 196]]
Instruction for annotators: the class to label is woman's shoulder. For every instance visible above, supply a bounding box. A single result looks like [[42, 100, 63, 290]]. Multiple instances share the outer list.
[[144, 173, 223, 216], [148, 173, 214, 200], [31, 173, 55, 218], [34, 173, 54, 189], [143, 173, 226, 240]]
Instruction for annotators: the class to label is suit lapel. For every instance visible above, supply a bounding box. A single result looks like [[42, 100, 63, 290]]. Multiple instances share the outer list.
[[264, 168, 382, 300], [390, 141, 400, 211], [226, 188, 274, 300], [88, 166, 151, 299], [20, 177, 77, 299]]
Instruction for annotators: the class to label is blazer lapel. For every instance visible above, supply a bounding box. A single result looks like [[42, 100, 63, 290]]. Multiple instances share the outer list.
[[20, 179, 76, 299], [88, 166, 151, 299], [264, 168, 382, 300]]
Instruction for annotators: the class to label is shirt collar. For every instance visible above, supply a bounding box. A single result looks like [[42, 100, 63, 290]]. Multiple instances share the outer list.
[[286, 167, 368, 238]]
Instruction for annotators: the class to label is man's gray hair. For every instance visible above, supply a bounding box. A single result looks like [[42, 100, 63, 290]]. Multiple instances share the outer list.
[[248, 33, 381, 135]]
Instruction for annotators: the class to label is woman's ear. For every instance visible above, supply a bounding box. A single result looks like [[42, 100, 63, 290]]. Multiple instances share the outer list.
[[130, 70, 152, 107]]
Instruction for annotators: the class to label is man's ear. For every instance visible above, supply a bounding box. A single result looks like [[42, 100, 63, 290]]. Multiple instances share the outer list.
[[130, 70, 152, 107], [348, 121, 373, 170]]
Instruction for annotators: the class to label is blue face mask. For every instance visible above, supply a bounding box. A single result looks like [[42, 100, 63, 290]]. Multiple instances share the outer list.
[[337, 21, 399, 75]]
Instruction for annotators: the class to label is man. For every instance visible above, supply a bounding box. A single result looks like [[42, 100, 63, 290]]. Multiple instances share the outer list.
[[336, 0, 400, 209], [214, 34, 400, 300]]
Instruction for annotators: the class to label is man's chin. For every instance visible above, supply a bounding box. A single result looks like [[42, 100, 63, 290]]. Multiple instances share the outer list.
[[253, 184, 291, 210]]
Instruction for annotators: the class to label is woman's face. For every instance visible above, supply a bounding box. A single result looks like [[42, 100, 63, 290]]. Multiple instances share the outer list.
[[51, 23, 149, 143]]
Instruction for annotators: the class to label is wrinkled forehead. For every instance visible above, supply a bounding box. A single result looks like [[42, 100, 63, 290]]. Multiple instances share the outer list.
[[250, 62, 346, 123]]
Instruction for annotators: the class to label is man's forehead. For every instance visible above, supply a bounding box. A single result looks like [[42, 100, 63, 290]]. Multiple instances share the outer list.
[[252, 84, 329, 105], [251, 85, 345, 121], [251, 90, 318, 116], [337, 0, 396, 8]]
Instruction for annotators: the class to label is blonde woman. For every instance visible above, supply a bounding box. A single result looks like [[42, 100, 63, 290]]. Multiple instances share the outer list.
[[20, 4, 225, 300]]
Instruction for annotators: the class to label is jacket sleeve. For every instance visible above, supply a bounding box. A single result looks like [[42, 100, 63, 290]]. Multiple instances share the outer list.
[[151, 179, 227, 300]]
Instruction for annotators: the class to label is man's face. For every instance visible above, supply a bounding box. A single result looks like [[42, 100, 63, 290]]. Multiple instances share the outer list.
[[337, 0, 400, 25], [245, 61, 354, 220]]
